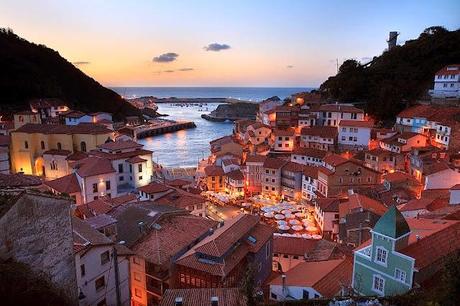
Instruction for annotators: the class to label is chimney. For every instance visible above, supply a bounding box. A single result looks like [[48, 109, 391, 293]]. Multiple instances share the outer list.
[[281, 274, 287, 295], [174, 297, 183, 306], [211, 296, 219, 306], [348, 189, 354, 196]]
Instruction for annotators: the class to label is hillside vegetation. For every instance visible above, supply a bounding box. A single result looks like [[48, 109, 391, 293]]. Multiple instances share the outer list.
[[0, 28, 140, 120], [319, 27, 460, 121]]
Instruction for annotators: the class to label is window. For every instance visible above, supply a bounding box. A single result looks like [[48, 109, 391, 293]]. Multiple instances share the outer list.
[[375, 247, 387, 265], [372, 275, 385, 294], [40, 141, 45, 150], [80, 264, 85, 277], [92, 183, 98, 193], [120, 176, 124, 181], [133, 257, 141, 265], [302, 290, 309, 299], [139, 176, 143, 180], [118, 164, 123, 173], [271, 292, 278, 300], [129, 164, 132, 173], [135, 288, 142, 298], [80, 141, 87, 152], [100, 250, 110, 265], [105, 181, 111, 190], [24, 141, 28, 149], [57, 142, 62, 150], [94, 196, 98, 200], [95, 276, 105, 291], [138, 164, 143, 172], [395, 268, 406, 283]]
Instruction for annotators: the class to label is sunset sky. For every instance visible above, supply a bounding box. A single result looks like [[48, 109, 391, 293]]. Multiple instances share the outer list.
[[1, 0, 459, 87]]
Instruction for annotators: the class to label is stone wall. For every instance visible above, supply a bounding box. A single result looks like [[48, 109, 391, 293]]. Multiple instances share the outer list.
[[0, 192, 77, 303]]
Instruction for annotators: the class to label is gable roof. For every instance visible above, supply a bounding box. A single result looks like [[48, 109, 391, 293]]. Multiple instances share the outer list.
[[292, 147, 327, 159], [339, 120, 373, 128], [245, 154, 267, 163], [204, 165, 224, 176], [74, 156, 116, 177], [226, 169, 244, 181], [270, 258, 352, 297], [273, 236, 339, 260], [301, 126, 338, 138], [323, 154, 348, 167], [263, 157, 287, 169], [373, 205, 410, 239], [44, 173, 81, 194], [340, 193, 388, 218], [138, 182, 171, 194], [98, 140, 143, 151], [72, 217, 112, 253]]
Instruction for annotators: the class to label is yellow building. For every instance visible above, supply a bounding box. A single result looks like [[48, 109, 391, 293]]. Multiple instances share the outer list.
[[11, 123, 113, 176], [13, 111, 41, 129], [204, 165, 225, 192]]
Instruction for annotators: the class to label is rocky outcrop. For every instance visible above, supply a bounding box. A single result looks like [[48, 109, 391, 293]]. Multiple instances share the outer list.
[[201, 102, 258, 121]]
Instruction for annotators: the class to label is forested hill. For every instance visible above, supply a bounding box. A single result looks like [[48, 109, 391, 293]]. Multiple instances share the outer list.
[[319, 27, 460, 121], [0, 28, 140, 120]]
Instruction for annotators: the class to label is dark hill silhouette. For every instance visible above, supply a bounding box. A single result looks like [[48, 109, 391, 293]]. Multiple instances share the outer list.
[[319, 26, 460, 121], [0, 28, 140, 120]]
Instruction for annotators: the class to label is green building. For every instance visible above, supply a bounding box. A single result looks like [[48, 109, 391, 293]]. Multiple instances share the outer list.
[[352, 205, 414, 296]]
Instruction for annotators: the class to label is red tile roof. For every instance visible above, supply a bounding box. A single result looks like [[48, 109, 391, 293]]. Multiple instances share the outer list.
[[138, 182, 171, 194], [339, 120, 374, 128], [133, 215, 218, 268], [44, 173, 81, 194], [66, 151, 88, 161], [176, 215, 273, 276], [75, 194, 137, 217], [166, 179, 192, 187], [43, 149, 72, 156], [282, 161, 305, 173], [155, 189, 206, 209], [323, 154, 348, 167], [263, 157, 287, 169], [400, 198, 437, 212], [303, 165, 318, 179], [222, 158, 240, 166], [435, 64, 460, 76], [339, 193, 388, 218], [401, 218, 460, 270], [273, 128, 295, 136], [0, 173, 42, 188], [312, 257, 353, 297], [89, 148, 153, 161], [292, 147, 327, 159], [226, 169, 244, 180], [301, 126, 338, 138], [204, 165, 224, 176], [315, 198, 340, 212], [126, 156, 147, 164], [273, 236, 339, 260], [74, 156, 115, 177], [270, 259, 350, 296], [245, 154, 267, 163], [98, 140, 142, 151]]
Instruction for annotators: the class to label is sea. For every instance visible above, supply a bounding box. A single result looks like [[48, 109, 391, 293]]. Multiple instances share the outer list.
[[111, 87, 313, 168]]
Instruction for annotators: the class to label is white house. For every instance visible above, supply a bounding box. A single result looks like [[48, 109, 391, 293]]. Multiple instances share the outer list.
[[222, 158, 240, 173], [43, 149, 72, 180], [338, 120, 373, 149], [449, 184, 460, 205], [225, 169, 245, 198], [73, 217, 131, 306], [313, 198, 340, 240], [138, 182, 172, 201], [291, 147, 327, 167], [89, 140, 154, 192], [301, 165, 318, 202], [430, 64, 460, 98], [314, 103, 364, 127], [300, 126, 337, 151], [244, 122, 271, 145]]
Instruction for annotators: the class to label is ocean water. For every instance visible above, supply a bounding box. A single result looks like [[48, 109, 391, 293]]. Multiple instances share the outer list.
[[111, 87, 313, 168]]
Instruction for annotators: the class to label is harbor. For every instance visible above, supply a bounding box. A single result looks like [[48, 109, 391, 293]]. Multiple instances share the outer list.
[[118, 119, 196, 140]]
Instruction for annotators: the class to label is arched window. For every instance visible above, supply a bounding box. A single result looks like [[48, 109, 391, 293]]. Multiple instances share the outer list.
[[57, 142, 62, 150], [80, 141, 87, 152], [24, 141, 28, 149], [40, 141, 45, 150]]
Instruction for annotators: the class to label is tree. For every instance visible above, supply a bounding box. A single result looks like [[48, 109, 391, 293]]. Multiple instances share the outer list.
[[240, 264, 257, 306]]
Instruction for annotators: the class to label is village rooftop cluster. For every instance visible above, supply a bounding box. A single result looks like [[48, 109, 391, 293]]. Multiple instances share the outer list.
[[0, 65, 460, 305]]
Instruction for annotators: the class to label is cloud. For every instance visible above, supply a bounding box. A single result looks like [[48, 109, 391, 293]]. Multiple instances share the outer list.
[[73, 61, 90, 66], [286, 65, 294, 69], [204, 43, 231, 52], [153, 68, 195, 74], [152, 52, 179, 63]]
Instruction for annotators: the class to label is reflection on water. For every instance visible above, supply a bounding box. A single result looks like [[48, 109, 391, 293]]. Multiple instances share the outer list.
[[138, 104, 234, 168]]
